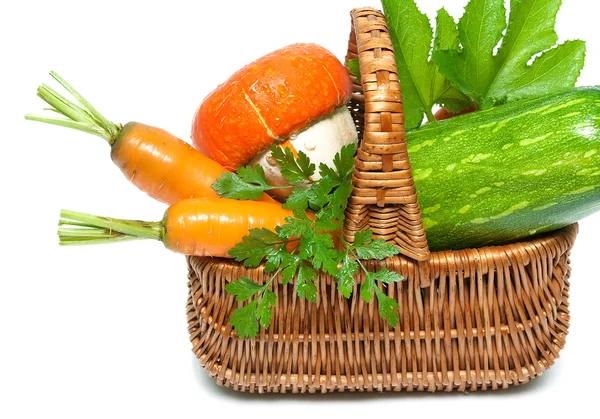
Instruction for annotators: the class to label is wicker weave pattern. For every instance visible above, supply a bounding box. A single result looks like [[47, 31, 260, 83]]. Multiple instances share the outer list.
[[186, 8, 577, 393], [187, 223, 575, 393], [343, 8, 429, 262]]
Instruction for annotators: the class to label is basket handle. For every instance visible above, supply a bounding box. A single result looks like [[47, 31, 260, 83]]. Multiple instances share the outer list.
[[342, 8, 431, 268]]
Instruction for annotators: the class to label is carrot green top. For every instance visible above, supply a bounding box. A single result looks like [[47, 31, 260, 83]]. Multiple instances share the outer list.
[[25, 71, 122, 146]]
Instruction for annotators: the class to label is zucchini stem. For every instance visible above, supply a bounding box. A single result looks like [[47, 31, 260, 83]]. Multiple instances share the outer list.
[[58, 210, 163, 246], [25, 71, 122, 146]]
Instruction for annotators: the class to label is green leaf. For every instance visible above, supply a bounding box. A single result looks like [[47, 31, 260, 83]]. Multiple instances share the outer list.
[[211, 172, 267, 200], [381, 0, 471, 128], [332, 144, 357, 182], [281, 253, 301, 285], [227, 228, 284, 267], [229, 299, 259, 338], [353, 230, 373, 247], [352, 237, 401, 260], [307, 177, 336, 210], [336, 255, 359, 298], [278, 216, 312, 239], [264, 244, 288, 273], [314, 211, 339, 233], [257, 290, 277, 329], [434, 7, 459, 51], [433, 0, 586, 109], [283, 187, 312, 217], [224, 277, 264, 302], [271, 145, 315, 184], [360, 278, 374, 303], [374, 287, 400, 327], [347, 58, 360, 79], [238, 165, 272, 188], [318, 163, 339, 183], [487, 40, 586, 105], [330, 182, 352, 221], [370, 268, 404, 284], [296, 263, 318, 302], [299, 231, 342, 276], [433, 9, 474, 113]]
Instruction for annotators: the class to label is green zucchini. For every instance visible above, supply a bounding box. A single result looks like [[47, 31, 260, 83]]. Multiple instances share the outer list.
[[405, 86, 600, 250]]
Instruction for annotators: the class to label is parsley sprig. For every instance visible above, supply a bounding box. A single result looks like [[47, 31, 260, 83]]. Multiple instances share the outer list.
[[213, 144, 404, 338]]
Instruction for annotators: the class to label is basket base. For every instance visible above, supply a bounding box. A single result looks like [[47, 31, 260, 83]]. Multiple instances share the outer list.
[[186, 225, 575, 393]]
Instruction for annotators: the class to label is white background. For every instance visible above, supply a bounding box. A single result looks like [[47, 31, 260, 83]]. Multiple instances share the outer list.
[[2, 0, 600, 417]]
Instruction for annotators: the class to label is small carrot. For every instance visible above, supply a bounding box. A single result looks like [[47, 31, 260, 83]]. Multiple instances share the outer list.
[[58, 198, 294, 258], [25, 71, 277, 205]]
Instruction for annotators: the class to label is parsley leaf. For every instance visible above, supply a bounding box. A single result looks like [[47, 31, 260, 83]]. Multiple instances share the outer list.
[[374, 287, 400, 327], [432, 0, 586, 109], [264, 245, 288, 273], [381, 0, 472, 128], [331, 144, 356, 182], [257, 290, 277, 329], [227, 227, 285, 267], [212, 165, 275, 200], [281, 253, 301, 285], [296, 262, 318, 302], [360, 271, 403, 327], [336, 255, 359, 298], [351, 232, 402, 260], [224, 276, 264, 301], [271, 145, 315, 184], [299, 231, 342, 276], [360, 276, 375, 303], [212, 172, 266, 200], [229, 299, 259, 338], [330, 182, 352, 221], [283, 187, 312, 217], [278, 216, 311, 239], [370, 268, 404, 284], [307, 177, 336, 210]]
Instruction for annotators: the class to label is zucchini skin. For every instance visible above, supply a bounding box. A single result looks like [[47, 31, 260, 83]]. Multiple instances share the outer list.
[[405, 87, 600, 250]]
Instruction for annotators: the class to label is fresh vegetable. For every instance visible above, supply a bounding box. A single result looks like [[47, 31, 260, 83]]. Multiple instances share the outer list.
[[349, 0, 586, 129], [214, 144, 403, 337], [58, 198, 294, 258], [192, 43, 356, 176], [404, 86, 600, 250], [59, 144, 405, 338], [249, 106, 358, 200], [25, 72, 277, 205]]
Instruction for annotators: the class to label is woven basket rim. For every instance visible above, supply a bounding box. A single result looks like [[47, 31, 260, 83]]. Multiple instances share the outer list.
[[188, 223, 578, 276]]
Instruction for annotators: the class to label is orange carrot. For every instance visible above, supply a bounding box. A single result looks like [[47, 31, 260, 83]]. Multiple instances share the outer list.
[[58, 198, 294, 258], [25, 71, 277, 204]]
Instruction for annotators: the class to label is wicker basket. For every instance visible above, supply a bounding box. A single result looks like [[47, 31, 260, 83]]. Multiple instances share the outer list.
[[185, 7, 577, 393]]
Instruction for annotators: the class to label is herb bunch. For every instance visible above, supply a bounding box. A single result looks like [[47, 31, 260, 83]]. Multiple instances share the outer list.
[[212, 144, 404, 338]]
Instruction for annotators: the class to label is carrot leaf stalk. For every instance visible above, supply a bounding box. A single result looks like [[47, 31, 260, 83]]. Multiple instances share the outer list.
[[58, 210, 163, 246], [25, 71, 122, 145]]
